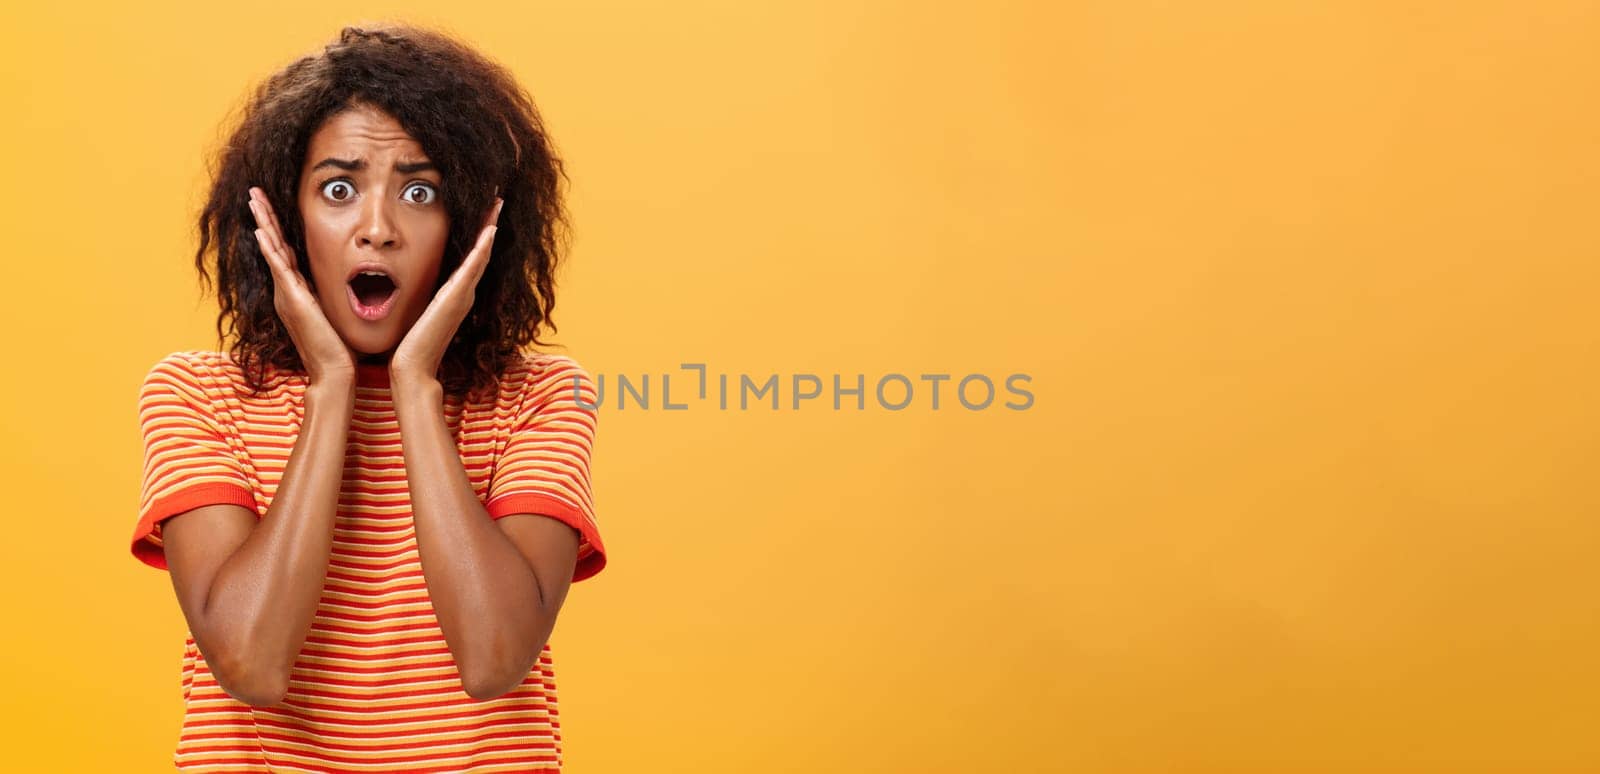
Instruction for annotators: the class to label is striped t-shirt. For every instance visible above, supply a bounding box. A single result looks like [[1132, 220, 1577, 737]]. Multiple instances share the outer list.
[[130, 349, 606, 772]]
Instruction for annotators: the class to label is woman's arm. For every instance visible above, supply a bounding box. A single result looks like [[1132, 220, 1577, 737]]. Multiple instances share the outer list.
[[162, 378, 355, 706], [392, 377, 578, 701]]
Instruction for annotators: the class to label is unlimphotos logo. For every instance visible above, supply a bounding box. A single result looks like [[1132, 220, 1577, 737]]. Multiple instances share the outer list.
[[569, 363, 1034, 412]]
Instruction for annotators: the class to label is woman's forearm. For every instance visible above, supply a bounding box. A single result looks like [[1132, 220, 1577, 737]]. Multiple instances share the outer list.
[[199, 379, 354, 705], [392, 377, 556, 700]]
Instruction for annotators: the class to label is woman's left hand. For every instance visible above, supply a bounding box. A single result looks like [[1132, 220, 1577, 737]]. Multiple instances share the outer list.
[[390, 197, 504, 385]]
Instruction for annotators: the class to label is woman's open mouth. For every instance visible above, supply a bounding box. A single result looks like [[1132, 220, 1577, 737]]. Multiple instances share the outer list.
[[347, 270, 398, 321]]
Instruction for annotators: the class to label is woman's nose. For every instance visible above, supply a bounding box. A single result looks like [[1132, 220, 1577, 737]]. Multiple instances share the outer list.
[[357, 195, 400, 248]]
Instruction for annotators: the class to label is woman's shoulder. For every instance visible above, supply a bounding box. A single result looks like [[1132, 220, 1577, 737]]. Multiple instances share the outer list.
[[137, 351, 247, 412], [515, 350, 589, 377], [144, 350, 234, 383], [501, 350, 596, 402], [143, 350, 289, 398]]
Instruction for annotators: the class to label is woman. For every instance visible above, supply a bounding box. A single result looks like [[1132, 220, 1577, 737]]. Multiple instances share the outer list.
[[129, 24, 607, 772]]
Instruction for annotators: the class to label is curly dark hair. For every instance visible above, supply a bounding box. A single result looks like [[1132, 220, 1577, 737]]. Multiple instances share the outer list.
[[194, 23, 570, 401]]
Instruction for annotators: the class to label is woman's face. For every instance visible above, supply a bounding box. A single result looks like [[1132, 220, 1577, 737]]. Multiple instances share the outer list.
[[297, 103, 450, 362]]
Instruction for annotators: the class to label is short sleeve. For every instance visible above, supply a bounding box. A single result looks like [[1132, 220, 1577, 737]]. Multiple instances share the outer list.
[[485, 357, 607, 582], [130, 352, 257, 571]]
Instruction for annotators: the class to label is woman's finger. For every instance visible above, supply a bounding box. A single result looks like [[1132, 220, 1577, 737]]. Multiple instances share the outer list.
[[261, 201, 289, 259], [486, 197, 504, 229], [251, 187, 291, 259], [457, 223, 497, 287], [250, 187, 280, 238], [251, 209, 302, 294], [248, 199, 278, 269], [466, 198, 503, 282], [440, 209, 500, 293], [252, 227, 278, 275], [254, 228, 296, 291], [248, 188, 270, 235], [262, 198, 289, 255], [248, 196, 282, 264], [475, 226, 497, 282], [249, 200, 279, 262], [250, 190, 303, 288]]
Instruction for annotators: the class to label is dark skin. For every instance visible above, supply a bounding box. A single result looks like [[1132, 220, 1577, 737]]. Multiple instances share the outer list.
[[160, 105, 580, 705]]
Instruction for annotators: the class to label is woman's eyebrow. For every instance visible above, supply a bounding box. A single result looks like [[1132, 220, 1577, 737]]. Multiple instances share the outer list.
[[309, 157, 437, 174]]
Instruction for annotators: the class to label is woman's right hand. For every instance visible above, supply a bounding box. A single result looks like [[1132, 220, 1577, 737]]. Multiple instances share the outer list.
[[248, 186, 357, 384]]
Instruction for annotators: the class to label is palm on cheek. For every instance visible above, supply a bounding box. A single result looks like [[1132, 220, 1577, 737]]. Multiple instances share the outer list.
[[391, 198, 503, 382], [248, 186, 357, 382]]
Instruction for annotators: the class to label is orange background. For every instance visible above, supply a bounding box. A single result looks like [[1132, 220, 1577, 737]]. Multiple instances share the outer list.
[[2, 1, 1597, 772]]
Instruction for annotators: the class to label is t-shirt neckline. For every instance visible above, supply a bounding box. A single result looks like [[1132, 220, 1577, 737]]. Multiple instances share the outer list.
[[356, 362, 390, 387]]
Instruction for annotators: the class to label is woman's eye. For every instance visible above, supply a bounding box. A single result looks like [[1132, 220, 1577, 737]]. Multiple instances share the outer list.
[[403, 183, 438, 204], [320, 180, 354, 201]]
